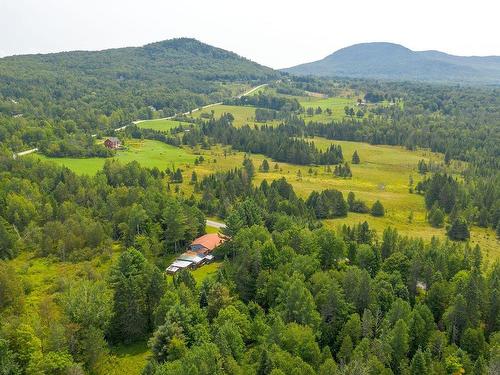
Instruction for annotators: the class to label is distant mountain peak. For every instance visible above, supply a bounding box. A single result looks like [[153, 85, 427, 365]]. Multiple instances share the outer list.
[[283, 42, 500, 84]]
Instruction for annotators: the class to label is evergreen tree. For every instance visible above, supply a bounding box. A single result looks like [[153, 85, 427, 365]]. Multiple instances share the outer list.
[[243, 157, 255, 179], [162, 199, 188, 251], [171, 168, 183, 183], [447, 217, 470, 241], [371, 200, 385, 217], [428, 204, 445, 227], [260, 159, 270, 172], [352, 150, 360, 164], [347, 192, 355, 211], [410, 349, 429, 375], [444, 151, 451, 165], [190, 171, 197, 184], [389, 319, 410, 372], [110, 248, 162, 343]]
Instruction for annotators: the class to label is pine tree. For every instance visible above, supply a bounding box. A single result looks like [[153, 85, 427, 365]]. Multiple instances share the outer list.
[[190, 171, 198, 184], [352, 150, 360, 164], [260, 159, 270, 172], [389, 319, 410, 371], [410, 349, 429, 375], [172, 168, 183, 183], [444, 151, 451, 165], [243, 157, 255, 178], [428, 204, 445, 227], [371, 200, 385, 217], [347, 192, 355, 211], [448, 217, 470, 241]]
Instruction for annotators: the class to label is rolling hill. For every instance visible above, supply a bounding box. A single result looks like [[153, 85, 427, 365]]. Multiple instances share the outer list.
[[283, 42, 500, 84], [0, 38, 280, 125]]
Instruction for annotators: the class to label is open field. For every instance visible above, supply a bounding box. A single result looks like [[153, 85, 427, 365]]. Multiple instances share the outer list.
[[37, 139, 195, 175], [189, 104, 281, 128], [136, 118, 192, 132], [184, 139, 499, 260], [35, 135, 499, 260], [187, 90, 362, 126], [299, 96, 359, 121]]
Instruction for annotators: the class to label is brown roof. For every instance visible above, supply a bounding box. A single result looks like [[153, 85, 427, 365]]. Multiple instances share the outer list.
[[191, 233, 226, 251]]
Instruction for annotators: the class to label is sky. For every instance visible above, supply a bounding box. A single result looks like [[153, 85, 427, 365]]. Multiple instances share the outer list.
[[1, 0, 499, 69]]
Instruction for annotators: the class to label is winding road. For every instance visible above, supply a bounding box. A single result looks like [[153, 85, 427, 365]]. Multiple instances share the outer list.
[[132, 83, 268, 126], [15, 83, 269, 157]]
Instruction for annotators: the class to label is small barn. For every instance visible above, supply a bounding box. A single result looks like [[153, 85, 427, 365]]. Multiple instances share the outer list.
[[104, 137, 121, 149]]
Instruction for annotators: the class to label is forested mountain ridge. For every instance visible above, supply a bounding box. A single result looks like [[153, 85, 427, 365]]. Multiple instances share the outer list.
[[283, 42, 500, 84], [0, 38, 279, 133]]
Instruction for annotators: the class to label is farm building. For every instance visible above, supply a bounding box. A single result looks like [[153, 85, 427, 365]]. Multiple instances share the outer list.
[[166, 233, 226, 274], [104, 137, 121, 149], [166, 260, 194, 274]]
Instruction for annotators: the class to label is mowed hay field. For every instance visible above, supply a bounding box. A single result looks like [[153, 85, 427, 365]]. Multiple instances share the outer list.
[[37, 139, 196, 175], [136, 118, 192, 132]]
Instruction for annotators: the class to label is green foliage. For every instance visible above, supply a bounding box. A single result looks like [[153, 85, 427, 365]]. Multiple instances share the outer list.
[[0, 218, 19, 260], [428, 204, 445, 228], [371, 200, 385, 217], [110, 248, 164, 343], [448, 217, 470, 241], [352, 150, 360, 164]]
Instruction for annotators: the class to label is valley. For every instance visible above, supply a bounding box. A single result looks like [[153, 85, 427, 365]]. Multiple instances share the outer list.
[[1, 34, 499, 375]]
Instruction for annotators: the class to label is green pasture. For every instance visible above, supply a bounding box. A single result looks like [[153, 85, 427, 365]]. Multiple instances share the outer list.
[[184, 138, 498, 260], [190, 104, 281, 128], [299, 96, 359, 121], [37, 139, 196, 175], [136, 118, 192, 132]]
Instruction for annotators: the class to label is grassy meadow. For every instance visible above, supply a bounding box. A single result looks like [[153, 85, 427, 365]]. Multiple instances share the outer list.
[[34, 131, 498, 260], [299, 96, 359, 121], [136, 118, 192, 132], [190, 104, 281, 128], [179, 139, 499, 260], [37, 139, 196, 175]]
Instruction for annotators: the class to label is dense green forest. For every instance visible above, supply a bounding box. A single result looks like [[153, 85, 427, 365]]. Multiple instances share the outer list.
[[1, 156, 499, 374], [0, 38, 499, 375]]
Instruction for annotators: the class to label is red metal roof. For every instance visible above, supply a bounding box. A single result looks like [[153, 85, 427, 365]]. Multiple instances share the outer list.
[[191, 233, 226, 251]]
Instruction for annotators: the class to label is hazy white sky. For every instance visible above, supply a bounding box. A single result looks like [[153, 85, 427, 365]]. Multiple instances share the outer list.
[[1, 0, 499, 68]]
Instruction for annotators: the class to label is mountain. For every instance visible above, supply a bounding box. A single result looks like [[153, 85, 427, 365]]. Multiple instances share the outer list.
[[0, 38, 279, 123], [283, 42, 500, 84]]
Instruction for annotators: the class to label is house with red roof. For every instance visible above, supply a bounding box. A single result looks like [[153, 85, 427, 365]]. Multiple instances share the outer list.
[[189, 233, 226, 254]]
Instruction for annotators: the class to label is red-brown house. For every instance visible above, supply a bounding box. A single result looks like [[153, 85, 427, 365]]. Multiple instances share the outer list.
[[104, 137, 121, 149]]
